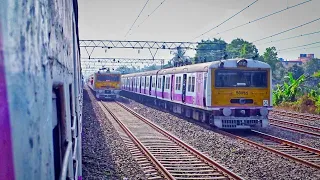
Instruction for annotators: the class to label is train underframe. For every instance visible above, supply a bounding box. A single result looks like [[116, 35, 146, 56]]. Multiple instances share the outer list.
[[90, 88, 120, 100], [120, 90, 269, 129]]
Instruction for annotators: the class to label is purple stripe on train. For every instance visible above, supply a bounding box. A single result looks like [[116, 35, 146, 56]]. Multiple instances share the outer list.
[[0, 22, 15, 180]]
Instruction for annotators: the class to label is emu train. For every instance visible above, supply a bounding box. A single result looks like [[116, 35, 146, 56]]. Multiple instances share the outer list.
[[87, 69, 122, 100], [121, 59, 272, 129], [1, 0, 82, 180]]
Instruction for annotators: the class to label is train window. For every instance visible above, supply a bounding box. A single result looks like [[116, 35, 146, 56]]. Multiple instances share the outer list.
[[146, 77, 149, 87], [175, 76, 181, 90], [175, 77, 179, 90], [188, 77, 191, 92], [158, 78, 161, 88], [152, 77, 155, 87], [96, 74, 120, 82], [215, 69, 268, 88], [204, 75, 207, 92], [141, 77, 145, 87], [191, 77, 195, 92], [188, 76, 195, 92], [165, 77, 170, 89]]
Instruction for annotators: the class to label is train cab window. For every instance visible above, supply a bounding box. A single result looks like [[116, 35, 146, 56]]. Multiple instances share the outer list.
[[215, 69, 268, 88]]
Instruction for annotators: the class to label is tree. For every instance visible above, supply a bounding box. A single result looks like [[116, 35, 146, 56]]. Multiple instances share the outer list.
[[304, 58, 320, 76], [262, 47, 278, 74], [195, 38, 227, 62], [288, 64, 304, 80], [171, 47, 191, 67], [226, 38, 258, 59], [240, 42, 258, 59], [303, 58, 320, 87]]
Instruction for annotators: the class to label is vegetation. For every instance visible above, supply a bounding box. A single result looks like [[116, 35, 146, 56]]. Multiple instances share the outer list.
[[273, 70, 320, 114]]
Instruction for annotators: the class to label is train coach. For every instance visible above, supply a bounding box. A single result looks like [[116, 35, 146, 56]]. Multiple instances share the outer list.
[[0, 0, 82, 179], [87, 69, 122, 100], [121, 59, 272, 129]]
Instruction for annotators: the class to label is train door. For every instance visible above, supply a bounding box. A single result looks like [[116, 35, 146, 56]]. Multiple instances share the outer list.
[[171, 74, 175, 100], [203, 73, 207, 107], [149, 76, 152, 95], [144, 77, 146, 94], [162, 76, 165, 98], [182, 74, 187, 103], [139, 77, 142, 93]]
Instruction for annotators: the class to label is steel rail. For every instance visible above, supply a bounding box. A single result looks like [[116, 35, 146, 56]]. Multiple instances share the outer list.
[[100, 101, 174, 180], [218, 129, 320, 169], [269, 117, 320, 137], [117, 101, 243, 180], [271, 110, 320, 121]]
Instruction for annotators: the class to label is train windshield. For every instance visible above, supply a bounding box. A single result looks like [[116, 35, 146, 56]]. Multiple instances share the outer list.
[[215, 69, 268, 88], [96, 74, 120, 82]]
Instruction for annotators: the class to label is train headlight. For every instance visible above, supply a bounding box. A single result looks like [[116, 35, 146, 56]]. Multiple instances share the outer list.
[[222, 108, 232, 116], [237, 59, 247, 67], [260, 107, 268, 116]]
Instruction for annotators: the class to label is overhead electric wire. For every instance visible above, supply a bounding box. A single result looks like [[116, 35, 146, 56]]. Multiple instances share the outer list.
[[193, 0, 259, 40], [252, 17, 320, 43], [257, 30, 320, 45], [135, 0, 167, 30], [215, 0, 312, 36], [278, 44, 320, 52], [278, 41, 320, 52], [124, 0, 151, 38]]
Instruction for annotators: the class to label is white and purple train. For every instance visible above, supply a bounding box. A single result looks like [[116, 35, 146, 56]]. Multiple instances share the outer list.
[[121, 59, 273, 129]]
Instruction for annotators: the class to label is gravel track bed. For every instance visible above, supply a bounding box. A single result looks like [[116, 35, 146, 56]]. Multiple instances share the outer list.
[[255, 126, 320, 149], [82, 88, 146, 180], [120, 97, 320, 180], [270, 114, 320, 128]]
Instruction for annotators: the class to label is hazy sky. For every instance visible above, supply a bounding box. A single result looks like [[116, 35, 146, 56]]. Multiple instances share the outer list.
[[78, 0, 319, 72]]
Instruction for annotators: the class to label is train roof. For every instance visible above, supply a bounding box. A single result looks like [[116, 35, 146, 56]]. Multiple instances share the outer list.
[[122, 59, 271, 78], [94, 70, 121, 75]]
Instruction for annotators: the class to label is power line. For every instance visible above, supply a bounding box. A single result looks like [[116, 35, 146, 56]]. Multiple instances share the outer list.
[[278, 44, 320, 52], [215, 0, 312, 36], [278, 41, 320, 52], [257, 30, 320, 45], [133, 0, 167, 32], [124, 0, 151, 38], [193, 0, 259, 40], [252, 17, 320, 43]]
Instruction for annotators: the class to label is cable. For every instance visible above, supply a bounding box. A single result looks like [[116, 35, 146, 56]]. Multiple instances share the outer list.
[[193, 0, 259, 40], [278, 41, 320, 52], [278, 44, 320, 52], [257, 30, 320, 45], [252, 17, 320, 43], [135, 0, 167, 30], [215, 0, 312, 36], [124, 0, 151, 38]]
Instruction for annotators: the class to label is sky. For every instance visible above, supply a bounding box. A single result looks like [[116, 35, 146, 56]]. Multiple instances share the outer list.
[[78, 0, 320, 74]]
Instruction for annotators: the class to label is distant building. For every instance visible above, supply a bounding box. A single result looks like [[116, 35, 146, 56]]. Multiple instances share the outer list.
[[279, 54, 314, 68]]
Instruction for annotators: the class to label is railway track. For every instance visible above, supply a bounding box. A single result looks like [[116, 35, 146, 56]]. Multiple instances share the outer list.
[[269, 117, 320, 137], [271, 110, 320, 121], [99, 101, 242, 180], [220, 130, 320, 169]]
